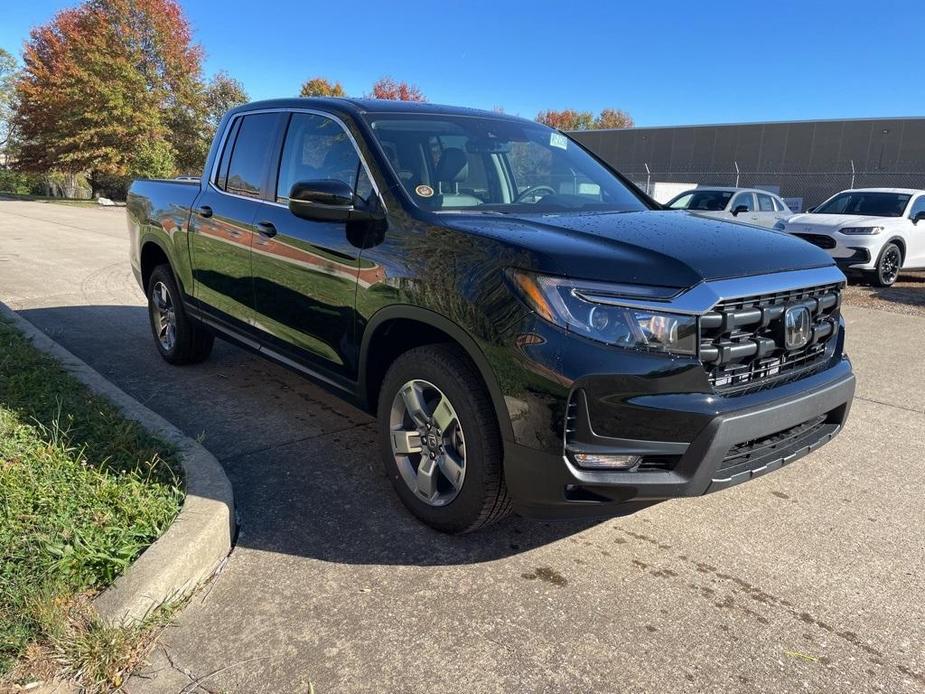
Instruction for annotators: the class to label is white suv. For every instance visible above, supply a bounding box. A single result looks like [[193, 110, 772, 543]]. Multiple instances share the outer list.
[[665, 187, 792, 229], [776, 188, 925, 286]]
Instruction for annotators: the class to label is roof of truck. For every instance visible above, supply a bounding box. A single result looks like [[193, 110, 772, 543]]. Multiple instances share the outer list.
[[231, 97, 532, 123]]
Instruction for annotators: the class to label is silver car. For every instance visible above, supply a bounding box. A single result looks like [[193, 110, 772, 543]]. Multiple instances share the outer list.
[[665, 187, 792, 229]]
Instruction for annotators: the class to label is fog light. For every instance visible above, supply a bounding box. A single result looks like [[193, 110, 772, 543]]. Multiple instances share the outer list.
[[572, 453, 641, 469]]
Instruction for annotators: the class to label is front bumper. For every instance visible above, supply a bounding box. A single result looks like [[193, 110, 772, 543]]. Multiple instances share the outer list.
[[505, 358, 855, 519]]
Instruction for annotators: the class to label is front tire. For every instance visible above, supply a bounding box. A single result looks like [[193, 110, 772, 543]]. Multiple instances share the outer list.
[[147, 264, 214, 365], [377, 344, 511, 533], [871, 242, 902, 287]]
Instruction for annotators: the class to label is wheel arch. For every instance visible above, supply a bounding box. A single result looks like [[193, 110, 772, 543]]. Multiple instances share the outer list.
[[139, 237, 173, 293], [884, 236, 906, 264], [358, 305, 514, 443]]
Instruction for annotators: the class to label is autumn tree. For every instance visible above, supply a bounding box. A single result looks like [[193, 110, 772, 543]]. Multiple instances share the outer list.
[[0, 48, 18, 157], [595, 108, 634, 129], [536, 109, 594, 131], [205, 71, 248, 132], [536, 107, 634, 131], [299, 77, 345, 97], [369, 77, 426, 102], [13, 0, 207, 194]]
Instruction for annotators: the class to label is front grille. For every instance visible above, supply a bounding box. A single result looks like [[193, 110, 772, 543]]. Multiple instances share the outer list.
[[793, 233, 836, 249], [716, 414, 836, 479], [700, 282, 842, 394]]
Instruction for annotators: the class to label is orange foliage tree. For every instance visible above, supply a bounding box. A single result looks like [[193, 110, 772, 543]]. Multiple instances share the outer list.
[[13, 0, 208, 192], [299, 77, 346, 97], [536, 107, 634, 131], [369, 77, 426, 102]]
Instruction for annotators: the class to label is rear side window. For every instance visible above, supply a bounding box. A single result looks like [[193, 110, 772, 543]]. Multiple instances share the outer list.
[[276, 113, 362, 201], [757, 193, 774, 211], [223, 113, 285, 199], [214, 117, 241, 191]]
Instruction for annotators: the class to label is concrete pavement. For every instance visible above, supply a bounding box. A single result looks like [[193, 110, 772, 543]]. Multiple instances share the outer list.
[[0, 200, 922, 693]]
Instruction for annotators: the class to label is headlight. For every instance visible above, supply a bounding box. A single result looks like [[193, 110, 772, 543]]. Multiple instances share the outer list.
[[839, 226, 883, 235], [773, 220, 787, 231], [510, 271, 698, 355]]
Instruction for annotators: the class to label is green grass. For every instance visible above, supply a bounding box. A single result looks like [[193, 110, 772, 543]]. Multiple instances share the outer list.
[[0, 319, 183, 685]]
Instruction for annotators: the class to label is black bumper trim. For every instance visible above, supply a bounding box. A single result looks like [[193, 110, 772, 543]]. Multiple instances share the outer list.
[[505, 360, 855, 519]]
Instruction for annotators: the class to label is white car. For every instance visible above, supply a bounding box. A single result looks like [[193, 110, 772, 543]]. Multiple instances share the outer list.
[[776, 188, 925, 286], [665, 187, 792, 229]]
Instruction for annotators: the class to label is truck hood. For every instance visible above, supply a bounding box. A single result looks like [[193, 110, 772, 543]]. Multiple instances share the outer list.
[[785, 213, 894, 233], [440, 210, 835, 289]]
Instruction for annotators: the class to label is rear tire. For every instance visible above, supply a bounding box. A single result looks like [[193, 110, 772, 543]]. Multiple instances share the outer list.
[[870, 242, 902, 287], [147, 264, 214, 365], [377, 344, 511, 533]]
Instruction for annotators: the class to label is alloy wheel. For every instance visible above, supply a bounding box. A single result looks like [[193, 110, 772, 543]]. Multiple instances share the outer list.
[[389, 379, 467, 506], [150, 280, 177, 351], [880, 247, 900, 285]]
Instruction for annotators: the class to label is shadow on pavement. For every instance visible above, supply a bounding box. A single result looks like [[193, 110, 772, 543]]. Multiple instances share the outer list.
[[17, 304, 600, 568]]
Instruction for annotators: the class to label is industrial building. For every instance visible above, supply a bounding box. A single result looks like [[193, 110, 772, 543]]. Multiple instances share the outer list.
[[570, 117, 925, 210]]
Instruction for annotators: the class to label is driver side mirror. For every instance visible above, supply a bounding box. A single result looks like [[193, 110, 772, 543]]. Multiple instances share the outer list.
[[913, 211, 925, 225], [288, 180, 381, 223], [731, 205, 749, 216]]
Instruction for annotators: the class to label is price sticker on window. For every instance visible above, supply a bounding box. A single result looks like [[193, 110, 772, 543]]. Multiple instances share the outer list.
[[549, 133, 568, 150]]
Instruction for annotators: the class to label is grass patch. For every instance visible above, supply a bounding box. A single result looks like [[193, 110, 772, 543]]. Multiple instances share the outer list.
[[0, 319, 183, 688]]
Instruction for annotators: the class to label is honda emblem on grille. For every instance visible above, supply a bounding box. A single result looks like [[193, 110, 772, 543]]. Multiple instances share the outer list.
[[784, 306, 812, 350]]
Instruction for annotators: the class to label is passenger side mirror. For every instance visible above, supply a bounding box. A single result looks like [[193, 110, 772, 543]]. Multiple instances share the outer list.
[[913, 211, 925, 225], [288, 180, 380, 223], [731, 205, 749, 216]]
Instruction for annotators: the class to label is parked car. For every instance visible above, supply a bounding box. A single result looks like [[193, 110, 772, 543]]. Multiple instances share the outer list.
[[776, 187, 925, 286], [127, 98, 855, 533], [665, 187, 792, 229]]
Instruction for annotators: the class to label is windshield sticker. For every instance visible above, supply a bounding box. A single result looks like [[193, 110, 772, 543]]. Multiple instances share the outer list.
[[415, 184, 434, 198], [549, 133, 568, 150]]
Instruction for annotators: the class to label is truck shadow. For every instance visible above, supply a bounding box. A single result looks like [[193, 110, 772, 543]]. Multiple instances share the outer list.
[[16, 304, 600, 568]]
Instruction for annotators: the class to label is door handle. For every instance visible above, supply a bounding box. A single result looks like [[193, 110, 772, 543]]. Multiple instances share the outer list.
[[194, 205, 213, 218], [256, 221, 277, 238]]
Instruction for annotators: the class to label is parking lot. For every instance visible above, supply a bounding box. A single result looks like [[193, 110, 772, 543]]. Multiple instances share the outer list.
[[0, 199, 922, 693]]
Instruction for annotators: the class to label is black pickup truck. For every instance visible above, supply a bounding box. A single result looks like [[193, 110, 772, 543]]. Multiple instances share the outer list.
[[127, 98, 855, 533]]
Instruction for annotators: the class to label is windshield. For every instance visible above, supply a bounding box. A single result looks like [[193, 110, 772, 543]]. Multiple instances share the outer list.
[[814, 191, 911, 217], [667, 190, 733, 211], [364, 114, 647, 214]]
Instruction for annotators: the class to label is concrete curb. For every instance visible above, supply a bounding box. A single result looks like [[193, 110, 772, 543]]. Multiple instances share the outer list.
[[0, 302, 235, 626]]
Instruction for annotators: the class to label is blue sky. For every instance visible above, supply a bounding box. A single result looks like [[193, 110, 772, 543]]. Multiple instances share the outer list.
[[2, 0, 924, 127]]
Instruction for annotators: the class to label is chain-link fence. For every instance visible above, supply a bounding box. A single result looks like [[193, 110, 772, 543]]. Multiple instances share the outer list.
[[623, 161, 925, 212]]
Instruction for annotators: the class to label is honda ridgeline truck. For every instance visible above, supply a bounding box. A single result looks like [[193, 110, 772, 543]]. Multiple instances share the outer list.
[[127, 99, 855, 533]]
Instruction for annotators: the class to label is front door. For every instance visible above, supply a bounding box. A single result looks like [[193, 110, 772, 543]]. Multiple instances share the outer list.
[[250, 111, 373, 380], [907, 195, 925, 267], [189, 112, 286, 330], [730, 191, 760, 225]]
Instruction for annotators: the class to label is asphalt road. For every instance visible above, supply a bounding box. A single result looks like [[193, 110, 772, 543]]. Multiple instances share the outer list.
[[1, 200, 922, 694]]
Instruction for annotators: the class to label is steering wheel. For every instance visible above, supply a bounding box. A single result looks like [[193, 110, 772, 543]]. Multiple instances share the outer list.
[[514, 185, 557, 203]]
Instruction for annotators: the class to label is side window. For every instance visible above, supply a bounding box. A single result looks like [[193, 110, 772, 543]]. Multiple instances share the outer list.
[[225, 113, 284, 199], [757, 193, 774, 211], [909, 196, 925, 220], [732, 193, 755, 212], [668, 193, 693, 209], [276, 113, 362, 202], [214, 117, 241, 191]]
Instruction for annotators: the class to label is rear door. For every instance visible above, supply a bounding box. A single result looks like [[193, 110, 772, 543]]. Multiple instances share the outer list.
[[755, 192, 779, 228], [249, 111, 373, 381], [189, 112, 286, 330]]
